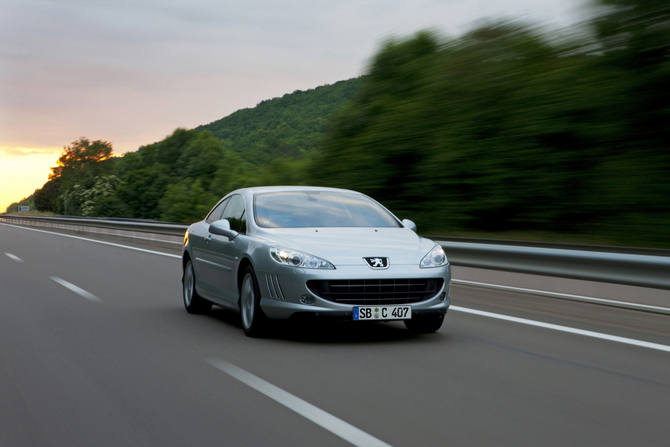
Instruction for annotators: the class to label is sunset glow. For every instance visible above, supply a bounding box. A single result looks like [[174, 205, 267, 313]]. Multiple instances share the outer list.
[[0, 147, 61, 212]]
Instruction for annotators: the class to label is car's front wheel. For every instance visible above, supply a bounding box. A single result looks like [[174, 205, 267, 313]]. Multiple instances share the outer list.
[[404, 314, 444, 333], [240, 266, 268, 337], [183, 260, 212, 314]]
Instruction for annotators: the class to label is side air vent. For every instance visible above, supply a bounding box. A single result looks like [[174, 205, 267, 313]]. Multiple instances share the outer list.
[[265, 274, 286, 300]]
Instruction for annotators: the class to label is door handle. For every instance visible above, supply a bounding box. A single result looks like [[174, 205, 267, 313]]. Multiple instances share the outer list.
[[204, 235, 212, 243]]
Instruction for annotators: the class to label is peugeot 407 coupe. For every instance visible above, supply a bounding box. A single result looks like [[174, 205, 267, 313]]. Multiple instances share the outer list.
[[181, 186, 451, 337]]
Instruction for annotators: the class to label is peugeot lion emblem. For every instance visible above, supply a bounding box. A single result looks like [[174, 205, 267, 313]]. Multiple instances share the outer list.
[[364, 257, 389, 269]]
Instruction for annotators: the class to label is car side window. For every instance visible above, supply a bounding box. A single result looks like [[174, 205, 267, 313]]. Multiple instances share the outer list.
[[221, 194, 246, 234], [205, 197, 230, 224], [238, 210, 247, 235]]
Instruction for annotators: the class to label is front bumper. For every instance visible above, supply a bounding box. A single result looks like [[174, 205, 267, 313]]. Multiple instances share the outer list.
[[257, 263, 451, 320]]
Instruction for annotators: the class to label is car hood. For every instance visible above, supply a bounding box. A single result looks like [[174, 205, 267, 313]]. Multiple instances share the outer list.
[[255, 227, 437, 266]]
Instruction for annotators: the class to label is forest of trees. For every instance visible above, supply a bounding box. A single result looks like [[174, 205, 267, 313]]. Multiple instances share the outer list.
[[7, 0, 670, 248]]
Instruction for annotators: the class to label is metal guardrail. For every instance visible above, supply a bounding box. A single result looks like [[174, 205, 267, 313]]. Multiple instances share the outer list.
[[438, 240, 670, 290], [0, 214, 188, 236], [2, 214, 669, 290]]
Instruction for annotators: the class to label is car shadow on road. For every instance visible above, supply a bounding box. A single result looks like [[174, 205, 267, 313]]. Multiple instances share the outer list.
[[207, 307, 448, 345]]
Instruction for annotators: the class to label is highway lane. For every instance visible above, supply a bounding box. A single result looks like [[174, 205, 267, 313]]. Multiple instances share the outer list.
[[1, 223, 668, 447]]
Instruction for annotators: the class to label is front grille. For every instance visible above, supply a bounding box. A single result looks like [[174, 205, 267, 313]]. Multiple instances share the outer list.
[[307, 278, 443, 305]]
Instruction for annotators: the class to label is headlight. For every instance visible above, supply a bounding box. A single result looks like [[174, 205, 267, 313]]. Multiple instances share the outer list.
[[270, 247, 335, 269], [420, 245, 448, 268]]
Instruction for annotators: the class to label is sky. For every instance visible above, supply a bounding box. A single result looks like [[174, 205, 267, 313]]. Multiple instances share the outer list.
[[0, 0, 592, 211]]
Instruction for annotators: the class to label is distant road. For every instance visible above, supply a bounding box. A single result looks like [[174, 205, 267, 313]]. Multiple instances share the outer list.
[[1, 223, 668, 447]]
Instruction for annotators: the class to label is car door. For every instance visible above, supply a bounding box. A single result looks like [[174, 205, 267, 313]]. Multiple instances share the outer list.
[[192, 197, 229, 297], [201, 194, 247, 303]]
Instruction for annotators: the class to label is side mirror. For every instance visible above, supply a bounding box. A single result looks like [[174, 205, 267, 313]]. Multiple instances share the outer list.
[[209, 219, 238, 240], [402, 219, 417, 233]]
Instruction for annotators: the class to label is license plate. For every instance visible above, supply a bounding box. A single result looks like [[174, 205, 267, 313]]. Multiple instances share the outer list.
[[353, 305, 411, 320]]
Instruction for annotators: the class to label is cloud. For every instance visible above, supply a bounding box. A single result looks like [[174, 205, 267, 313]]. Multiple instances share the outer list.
[[0, 147, 61, 157]]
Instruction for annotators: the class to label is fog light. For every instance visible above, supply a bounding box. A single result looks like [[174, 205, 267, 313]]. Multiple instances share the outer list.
[[300, 294, 314, 305], [439, 292, 446, 301]]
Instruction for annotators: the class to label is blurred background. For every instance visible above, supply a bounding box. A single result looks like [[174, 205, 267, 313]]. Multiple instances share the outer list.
[[4, 0, 669, 248]]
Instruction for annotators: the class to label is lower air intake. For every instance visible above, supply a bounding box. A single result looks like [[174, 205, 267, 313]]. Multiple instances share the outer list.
[[306, 278, 443, 305]]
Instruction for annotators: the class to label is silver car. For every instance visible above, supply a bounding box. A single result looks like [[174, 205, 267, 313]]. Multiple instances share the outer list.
[[181, 186, 451, 336]]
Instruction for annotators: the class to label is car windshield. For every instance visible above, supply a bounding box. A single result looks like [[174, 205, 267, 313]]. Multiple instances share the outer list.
[[254, 191, 401, 228]]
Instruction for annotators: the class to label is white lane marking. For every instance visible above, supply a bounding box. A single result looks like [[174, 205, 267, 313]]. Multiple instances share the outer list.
[[50, 277, 102, 302], [451, 305, 670, 353], [207, 359, 393, 447], [3, 222, 666, 354], [0, 222, 180, 259], [5, 252, 24, 262], [452, 279, 670, 314]]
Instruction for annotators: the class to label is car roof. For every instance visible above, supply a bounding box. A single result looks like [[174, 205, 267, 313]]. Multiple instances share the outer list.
[[235, 186, 362, 196]]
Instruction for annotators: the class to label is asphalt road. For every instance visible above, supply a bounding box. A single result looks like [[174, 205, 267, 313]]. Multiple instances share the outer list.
[[1, 223, 668, 447]]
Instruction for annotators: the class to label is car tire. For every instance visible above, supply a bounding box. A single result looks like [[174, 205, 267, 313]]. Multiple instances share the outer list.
[[404, 314, 444, 333], [240, 266, 268, 337], [183, 260, 212, 314]]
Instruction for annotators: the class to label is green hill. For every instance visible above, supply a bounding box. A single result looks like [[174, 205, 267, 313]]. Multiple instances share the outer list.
[[197, 78, 360, 165]]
